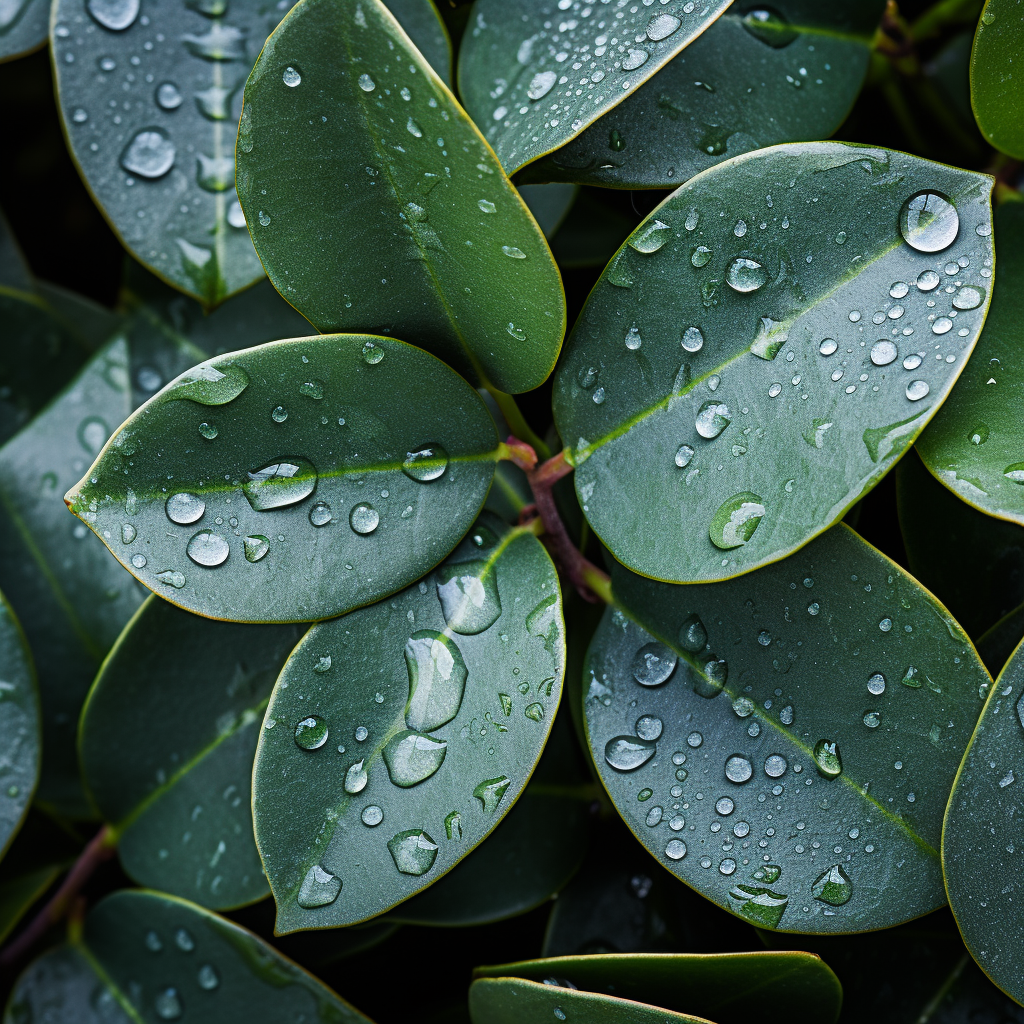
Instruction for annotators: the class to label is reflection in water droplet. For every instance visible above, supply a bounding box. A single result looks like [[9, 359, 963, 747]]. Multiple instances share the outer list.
[[243, 458, 317, 511], [813, 739, 842, 778], [474, 776, 511, 813], [629, 219, 671, 254], [868, 672, 886, 695], [696, 401, 731, 439], [243, 535, 269, 562], [631, 642, 677, 686], [383, 730, 447, 787], [679, 614, 707, 653], [605, 736, 657, 771], [187, 531, 229, 567], [906, 380, 930, 402], [681, 326, 704, 353], [710, 492, 765, 549], [764, 754, 787, 777], [344, 759, 368, 794], [812, 864, 853, 905], [88, 0, 139, 31], [691, 245, 712, 267], [725, 755, 753, 783], [899, 191, 959, 252], [870, 340, 898, 366], [282, 66, 302, 87], [349, 503, 379, 534], [404, 631, 468, 731], [742, 8, 798, 46], [636, 715, 663, 741], [121, 128, 176, 179], [294, 715, 328, 750], [309, 502, 331, 527], [435, 560, 501, 634], [297, 864, 341, 908], [403, 444, 449, 482], [362, 340, 385, 364], [166, 493, 206, 525], [725, 257, 767, 293]]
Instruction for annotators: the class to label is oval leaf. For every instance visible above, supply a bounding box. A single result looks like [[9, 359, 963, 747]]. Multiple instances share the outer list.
[[521, 2, 884, 188], [252, 515, 564, 932], [4, 889, 374, 1024], [0, 589, 38, 859], [916, 199, 1021, 524], [80, 595, 305, 909], [457, 0, 731, 176], [943, 635, 1024, 1004], [65, 334, 499, 623], [236, 0, 565, 395], [586, 524, 989, 933], [473, 951, 841, 1024], [0, 0, 48, 62], [970, 0, 1024, 158], [552, 142, 994, 584]]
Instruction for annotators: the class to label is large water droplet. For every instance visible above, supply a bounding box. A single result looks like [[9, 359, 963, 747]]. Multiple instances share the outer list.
[[631, 642, 677, 686], [294, 715, 328, 750], [899, 191, 959, 252], [742, 8, 798, 47], [167, 363, 249, 405], [155, 570, 186, 589], [953, 285, 985, 310], [867, 672, 886, 695], [605, 735, 657, 771], [812, 739, 842, 778], [473, 776, 511, 813], [388, 829, 438, 875], [156, 82, 182, 110], [691, 245, 712, 267], [647, 12, 680, 39], [764, 754, 787, 778], [197, 965, 219, 991], [403, 444, 449, 482], [527, 70, 557, 100], [362, 805, 383, 827], [362, 340, 385, 364], [309, 502, 331, 527], [297, 864, 341, 907], [870, 340, 898, 366], [621, 48, 649, 71], [243, 458, 317, 511], [906, 380, 930, 402], [349, 503, 379, 534], [88, 0, 139, 31], [187, 530, 229, 567], [725, 257, 767, 293], [166, 493, 205, 525], [710, 492, 765, 549], [635, 715, 663, 741], [696, 401, 731, 439], [121, 128, 175, 179], [435, 560, 501, 634], [692, 655, 728, 698], [383, 730, 448, 787], [725, 755, 753, 783], [404, 630, 467, 731], [629, 219, 671, 254], [812, 864, 853, 905]]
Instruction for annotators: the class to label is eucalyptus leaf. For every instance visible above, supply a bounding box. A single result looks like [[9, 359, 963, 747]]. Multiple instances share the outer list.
[[0, 589, 38, 859], [520, 1, 884, 189], [66, 334, 499, 623], [0, 337, 142, 816], [473, 950, 841, 1024], [251, 515, 564, 933], [50, 0, 302, 305], [586, 524, 989, 933], [457, 0, 732, 176], [235, 0, 565, 395], [80, 595, 305, 909], [552, 142, 994, 584], [970, 0, 1024, 158], [0, 0, 48, 63], [2, 889, 375, 1024], [916, 199, 1021, 524]]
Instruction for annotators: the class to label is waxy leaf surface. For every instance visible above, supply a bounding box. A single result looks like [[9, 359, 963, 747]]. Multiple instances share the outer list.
[[252, 516, 564, 932], [970, 0, 1024, 158], [81, 595, 305, 909], [522, 1, 884, 189], [553, 143, 994, 584], [458, 0, 731, 176], [236, 0, 565, 395], [586, 525, 988, 933], [3, 890, 374, 1024], [917, 199, 1024, 525], [66, 334, 499, 623]]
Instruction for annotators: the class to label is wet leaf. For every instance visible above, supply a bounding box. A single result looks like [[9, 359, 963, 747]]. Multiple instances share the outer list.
[[552, 142, 994, 584], [50, 0, 302, 305], [0, 0, 48, 62], [0, 590, 38, 860], [383, 0, 452, 85], [457, 0, 732, 176], [943, 635, 1024, 1004], [0, 337, 142, 817], [916, 198, 1021, 524], [473, 950, 841, 1024], [970, 0, 1024, 158], [251, 515, 564, 932], [80, 595, 305, 909], [4, 889, 374, 1024], [521, 1, 885, 189], [235, 0, 565, 395], [66, 334, 499, 624], [585, 524, 989, 933]]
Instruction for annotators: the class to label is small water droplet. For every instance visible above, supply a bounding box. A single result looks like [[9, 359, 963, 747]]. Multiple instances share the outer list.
[[867, 672, 886, 695], [403, 444, 449, 482], [906, 380, 930, 401], [687, 731, 703, 748], [197, 965, 219, 991], [710, 492, 764, 549], [154, 988, 182, 1020], [349, 503, 379, 534], [716, 796, 735, 815], [629, 219, 671, 254], [863, 711, 880, 728], [294, 715, 328, 750], [362, 340, 385, 364], [674, 443, 695, 468], [309, 502, 332, 527], [625, 326, 642, 350], [527, 70, 557, 100], [243, 535, 269, 562], [636, 715, 663, 741], [358, 73, 375, 92], [890, 281, 910, 299], [812, 739, 842, 778], [199, 421, 218, 440], [166, 493, 205, 525], [812, 864, 853, 905], [242, 458, 317, 511], [282, 65, 302, 87], [155, 570, 186, 589], [953, 285, 984, 310], [681, 326, 704, 353], [932, 317, 953, 335], [742, 8, 798, 47], [691, 245, 712, 267], [271, 405, 288, 423], [870, 340, 898, 366], [362, 805, 383, 827], [679, 614, 707, 653], [88, 0, 139, 31], [345, 758, 368, 793], [764, 754, 787, 777], [666, 839, 687, 860], [696, 401, 731, 439], [903, 354, 923, 370]]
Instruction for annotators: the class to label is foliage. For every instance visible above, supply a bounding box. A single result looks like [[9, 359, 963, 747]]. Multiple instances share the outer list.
[[3, 0, 1024, 1022]]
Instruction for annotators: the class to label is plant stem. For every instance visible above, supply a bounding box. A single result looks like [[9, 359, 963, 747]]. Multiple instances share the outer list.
[[0, 825, 117, 969], [487, 388, 550, 461]]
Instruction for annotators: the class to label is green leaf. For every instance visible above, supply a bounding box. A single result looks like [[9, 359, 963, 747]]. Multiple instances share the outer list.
[[970, 0, 1024, 158], [0, 337, 142, 817], [977, 602, 1024, 676], [35, 281, 123, 353], [235, 0, 566, 395], [457, 0, 731, 177], [0, 589, 38, 859], [80, 595, 305, 909], [473, 951, 841, 1024], [943, 634, 1024, 1004], [252, 515, 564, 932], [66, 334, 499, 623], [552, 142, 994, 584], [383, 0, 452, 85], [0, 0, 48, 63], [3, 889, 375, 1024], [586, 524, 989, 933], [897, 450, 1024, 641], [916, 198, 1021, 524], [519, 2, 885, 189], [50, 0, 301, 305]]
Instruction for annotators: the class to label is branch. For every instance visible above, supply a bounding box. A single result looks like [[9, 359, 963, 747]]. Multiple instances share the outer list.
[[0, 825, 117, 969]]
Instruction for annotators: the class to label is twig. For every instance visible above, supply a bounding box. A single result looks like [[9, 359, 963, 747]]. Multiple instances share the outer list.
[[0, 825, 116, 970]]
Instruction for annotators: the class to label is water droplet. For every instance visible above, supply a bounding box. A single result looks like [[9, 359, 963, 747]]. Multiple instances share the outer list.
[[725, 755, 753, 783], [903, 354, 923, 370], [154, 987, 182, 1020], [435, 560, 501, 635], [768, 382, 782, 398], [404, 631, 468, 731], [953, 285, 984, 310], [867, 672, 886, 695], [1004, 463, 1024, 484], [716, 796, 735, 815], [473, 776, 511, 813], [88, 0, 139, 31], [812, 739, 842, 778], [362, 340, 385, 364], [294, 715, 328, 750], [696, 401, 731, 439], [358, 73, 375, 92], [527, 70, 557, 101], [890, 281, 910, 299], [281, 65, 302, 87], [605, 736, 657, 771], [906, 380, 930, 402], [297, 864, 341, 907], [812, 864, 853, 905], [121, 128, 175, 179], [691, 245, 712, 268], [344, 758, 368, 794], [349, 503, 379, 535], [666, 839, 687, 860], [155, 570, 186, 589], [198, 421, 218, 440], [361, 805, 384, 827], [243, 458, 317, 511], [154, 83, 183, 112], [355, 726, 369, 742], [710, 492, 765, 550], [870, 340, 898, 366], [647, 12, 680, 39], [402, 444, 449, 483], [899, 191, 959, 253], [187, 530, 229, 567], [780, 705, 794, 725], [271, 405, 289, 423], [630, 219, 671, 254], [625, 326, 642, 350], [645, 805, 663, 827], [742, 8, 798, 47], [764, 754, 787, 778], [243, 535, 269, 562], [167, 363, 249, 406], [725, 256, 767, 293], [197, 965, 219, 991], [932, 317, 953, 335], [674, 444, 695, 468], [970, 424, 989, 445], [636, 715, 663, 741], [144, 930, 162, 952], [631, 641, 677, 686], [621, 48, 649, 71], [687, 731, 703, 748], [166, 493, 205, 525], [679, 614, 707, 653], [507, 323, 528, 342], [863, 711, 880, 728], [915, 269, 940, 292], [719, 858, 737, 875], [304, 501, 331, 528], [383, 730, 447, 787]]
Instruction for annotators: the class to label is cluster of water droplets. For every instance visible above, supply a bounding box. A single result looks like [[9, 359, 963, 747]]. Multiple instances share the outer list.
[[138, 924, 220, 1020]]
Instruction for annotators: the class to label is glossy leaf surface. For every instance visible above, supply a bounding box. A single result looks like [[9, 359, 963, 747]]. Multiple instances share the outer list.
[[252, 516, 564, 932], [67, 334, 499, 623], [0, 0, 48, 62], [521, 1, 884, 189], [51, 0, 300, 305], [970, 0, 1024, 158], [553, 143, 994, 584], [236, 0, 565, 395], [916, 199, 1022, 524], [474, 951, 840, 1024], [586, 525, 988, 933], [81, 595, 305, 909], [458, 0, 732, 176], [944, 636, 1024, 1004], [0, 338, 141, 816], [0, 590, 38, 859], [3, 889, 374, 1024]]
